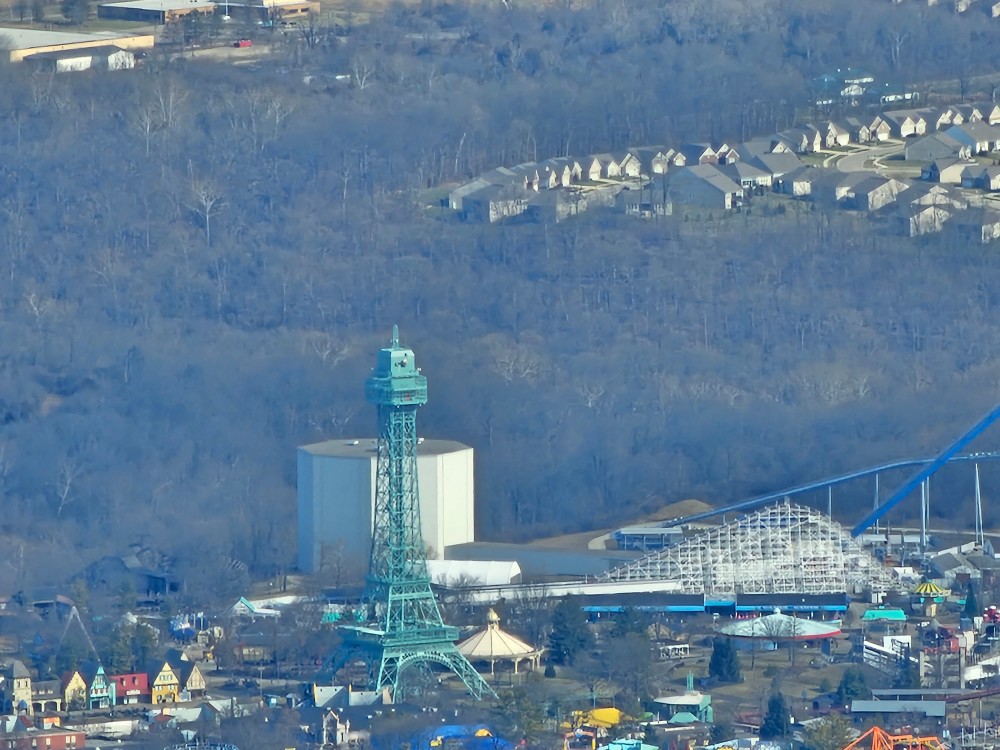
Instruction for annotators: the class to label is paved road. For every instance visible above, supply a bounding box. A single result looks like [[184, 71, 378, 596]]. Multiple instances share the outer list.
[[836, 142, 905, 173]]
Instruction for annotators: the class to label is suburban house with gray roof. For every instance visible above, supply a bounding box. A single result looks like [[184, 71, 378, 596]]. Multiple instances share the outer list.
[[949, 208, 1000, 244], [630, 147, 673, 175], [945, 122, 1000, 155], [904, 132, 969, 162], [880, 110, 928, 139], [824, 121, 852, 147], [677, 143, 718, 165], [842, 176, 908, 211], [718, 162, 771, 189], [774, 166, 816, 197], [891, 201, 953, 237], [962, 164, 1000, 191], [748, 152, 805, 178], [922, 158, 970, 185], [668, 165, 743, 209]]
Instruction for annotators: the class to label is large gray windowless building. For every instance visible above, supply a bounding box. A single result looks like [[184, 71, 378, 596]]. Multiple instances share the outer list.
[[297, 438, 476, 575]]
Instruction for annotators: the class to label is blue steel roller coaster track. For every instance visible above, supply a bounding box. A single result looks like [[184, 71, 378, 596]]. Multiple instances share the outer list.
[[655, 403, 1000, 536]]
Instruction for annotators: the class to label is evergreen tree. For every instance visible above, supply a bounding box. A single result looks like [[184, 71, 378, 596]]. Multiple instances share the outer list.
[[759, 692, 790, 739], [964, 582, 979, 620], [708, 638, 742, 683], [803, 714, 855, 750], [548, 598, 592, 665], [132, 623, 158, 667], [610, 607, 650, 638], [107, 626, 135, 674], [54, 640, 83, 676], [710, 721, 733, 743], [836, 666, 869, 704]]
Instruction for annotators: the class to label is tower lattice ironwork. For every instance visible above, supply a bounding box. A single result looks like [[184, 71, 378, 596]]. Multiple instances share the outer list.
[[330, 326, 495, 701]]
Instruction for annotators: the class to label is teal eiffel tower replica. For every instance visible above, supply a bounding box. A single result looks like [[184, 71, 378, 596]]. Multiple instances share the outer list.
[[331, 326, 495, 701]]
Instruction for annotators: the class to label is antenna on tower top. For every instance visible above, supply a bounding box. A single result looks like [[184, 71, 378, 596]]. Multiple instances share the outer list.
[[391, 324, 399, 347]]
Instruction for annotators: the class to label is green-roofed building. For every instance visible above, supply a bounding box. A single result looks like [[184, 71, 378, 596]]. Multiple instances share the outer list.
[[862, 607, 907, 622]]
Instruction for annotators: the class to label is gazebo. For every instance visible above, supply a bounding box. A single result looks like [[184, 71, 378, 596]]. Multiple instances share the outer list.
[[457, 609, 543, 675]]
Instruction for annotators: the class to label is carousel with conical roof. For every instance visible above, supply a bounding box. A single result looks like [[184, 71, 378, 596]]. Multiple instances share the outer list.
[[457, 609, 543, 676]]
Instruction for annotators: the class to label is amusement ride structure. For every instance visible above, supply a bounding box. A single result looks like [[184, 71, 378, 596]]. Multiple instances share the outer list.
[[328, 327, 495, 700], [602, 502, 898, 595]]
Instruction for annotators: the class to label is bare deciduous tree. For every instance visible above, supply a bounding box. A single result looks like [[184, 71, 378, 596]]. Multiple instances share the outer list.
[[189, 179, 225, 249], [54, 458, 83, 519]]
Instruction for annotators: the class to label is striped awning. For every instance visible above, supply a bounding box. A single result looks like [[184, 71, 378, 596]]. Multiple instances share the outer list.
[[913, 581, 949, 596]]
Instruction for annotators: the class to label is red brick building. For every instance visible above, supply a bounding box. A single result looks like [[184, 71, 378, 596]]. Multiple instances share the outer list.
[[0, 728, 85, 750]]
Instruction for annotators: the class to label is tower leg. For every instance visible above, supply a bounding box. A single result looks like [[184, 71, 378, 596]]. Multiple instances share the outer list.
[[378, 645, 496, 701]]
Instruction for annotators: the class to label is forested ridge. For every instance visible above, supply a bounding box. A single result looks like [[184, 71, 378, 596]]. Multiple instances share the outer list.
[[1, 0, 1000, 598]]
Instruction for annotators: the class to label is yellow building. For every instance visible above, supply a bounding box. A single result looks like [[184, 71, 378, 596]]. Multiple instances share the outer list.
[[166, 651, 207, 699], [147, 662, 180, 704], [61, 671, 87, 710], [0, 27, 154, 62]]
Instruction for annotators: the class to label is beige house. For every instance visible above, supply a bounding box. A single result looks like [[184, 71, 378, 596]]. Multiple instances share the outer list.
[[2, 661, 32, 715], [882, 110, 928, 138], [923, 158, 969, 185], [900, 184, 966, 211], [588, 154, 616, 181], [844, 176, 908, 211], [979, 103, 1000, 125], [845, 117, 872, 143], [167, 655, 206, 699], [538, 157, 583, 188], [868, 116, 892, 141], [774, 166, 815, 196], [773, 127, 822, 153], [824, 121, 852, 147], [631, 147, 673, 175], [896, 202, 951, 236], [607, 153, 641, 179]]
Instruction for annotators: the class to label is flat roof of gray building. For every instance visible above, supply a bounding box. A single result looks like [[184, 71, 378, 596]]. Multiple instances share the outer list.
[[850, 700, 946, 718], [0, 27, 140, 49], [300, 438, 471, 459], [616, 526, 684, 535], [98, 0, 213, 10]]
